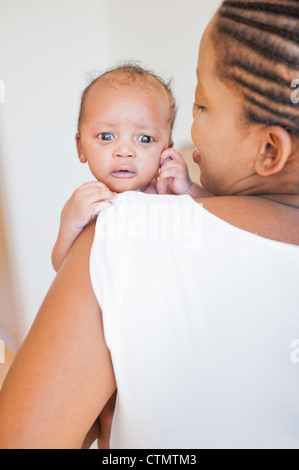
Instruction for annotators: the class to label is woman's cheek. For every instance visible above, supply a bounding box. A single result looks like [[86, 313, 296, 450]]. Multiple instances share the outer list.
[[191, 121, 200, 146], [191, 120, 206, 153]]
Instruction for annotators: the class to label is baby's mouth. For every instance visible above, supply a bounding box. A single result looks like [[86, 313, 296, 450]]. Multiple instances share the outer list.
[[111, 168, 136, 178]]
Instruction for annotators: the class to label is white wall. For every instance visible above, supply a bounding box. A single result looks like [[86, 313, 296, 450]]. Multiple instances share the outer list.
[[0, 0, 221, 341]]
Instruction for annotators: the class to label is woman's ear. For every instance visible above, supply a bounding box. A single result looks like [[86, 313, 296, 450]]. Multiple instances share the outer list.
[[75, 132, 87, 163], [255, 126, 292, 176]]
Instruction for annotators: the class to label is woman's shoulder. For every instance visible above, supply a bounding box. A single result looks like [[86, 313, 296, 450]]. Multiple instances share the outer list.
[[196, 195, 299, 246]]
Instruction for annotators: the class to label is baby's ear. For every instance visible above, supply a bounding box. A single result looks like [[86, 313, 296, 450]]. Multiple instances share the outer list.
[[75, 132, 87, 163]]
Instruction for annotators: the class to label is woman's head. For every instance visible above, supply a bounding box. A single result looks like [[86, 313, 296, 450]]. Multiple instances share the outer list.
[[192, 0, 299, 196]]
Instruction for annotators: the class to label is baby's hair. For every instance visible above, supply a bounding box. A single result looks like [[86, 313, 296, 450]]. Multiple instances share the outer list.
[[212, 0, 299, 137], [77, 61, 177, 133]]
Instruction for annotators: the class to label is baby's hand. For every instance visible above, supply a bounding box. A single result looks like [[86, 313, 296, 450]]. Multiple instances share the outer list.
[[155, 148, 192, 195], [61, 181, 117, 231], [52, 181, 117, 272]]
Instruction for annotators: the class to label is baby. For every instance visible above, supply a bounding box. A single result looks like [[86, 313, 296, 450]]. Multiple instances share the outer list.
[[52, 63, 211, 272]]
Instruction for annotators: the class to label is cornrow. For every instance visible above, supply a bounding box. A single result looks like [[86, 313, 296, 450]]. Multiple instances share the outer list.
[[223, 1, 299, 18], [220, 12, 299, 45], [212, 0, 299, 137], [227, 58, 292, 87]]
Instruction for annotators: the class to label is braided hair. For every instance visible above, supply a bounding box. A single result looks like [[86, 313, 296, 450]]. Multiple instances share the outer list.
[[212, 0, 299, 137]]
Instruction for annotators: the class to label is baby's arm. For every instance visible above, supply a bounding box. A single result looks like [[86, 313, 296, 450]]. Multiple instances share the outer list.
[[52, 181, 116, 272], [155, 148, 213, 198], [183, 181, 214, 199]]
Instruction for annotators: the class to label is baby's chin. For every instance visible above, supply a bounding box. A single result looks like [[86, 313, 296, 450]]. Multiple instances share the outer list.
[[107, 179, 150, 194]]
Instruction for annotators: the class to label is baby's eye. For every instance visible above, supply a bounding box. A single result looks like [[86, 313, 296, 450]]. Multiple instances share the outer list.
[[137, 135, 154, 144], [98, 133, 115, 141]]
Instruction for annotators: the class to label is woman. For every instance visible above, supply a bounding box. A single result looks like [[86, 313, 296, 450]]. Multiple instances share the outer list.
[[0, 0, 299, 448]]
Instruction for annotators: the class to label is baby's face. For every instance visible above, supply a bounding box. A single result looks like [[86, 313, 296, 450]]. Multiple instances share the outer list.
[[76, 83, 172, 193]]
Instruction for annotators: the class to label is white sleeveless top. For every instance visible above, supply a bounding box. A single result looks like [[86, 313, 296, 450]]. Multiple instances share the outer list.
[[90, 191, 299, 449]]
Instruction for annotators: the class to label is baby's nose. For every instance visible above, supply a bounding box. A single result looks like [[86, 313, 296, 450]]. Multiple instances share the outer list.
[[113, 140, 136, 158]]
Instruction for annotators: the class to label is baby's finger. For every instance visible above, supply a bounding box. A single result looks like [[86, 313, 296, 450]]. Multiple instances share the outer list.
[[94, 189, 117, 202], [92, 200, 115, 216], [157, 169, 171, 181], [159, 160, 182, 173], [82, 186, 117, 203], [71, 185, 115, 206], [73, 181, 109, 195], [158, 166, 184, 181], [159, 148, 184, 166], [77, 181, 102, 189], [155, 178, 170, 195]]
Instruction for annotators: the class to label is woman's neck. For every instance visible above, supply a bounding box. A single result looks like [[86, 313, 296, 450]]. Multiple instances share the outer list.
[[230, 165, 299, 206], [259, 193, 299, 210]]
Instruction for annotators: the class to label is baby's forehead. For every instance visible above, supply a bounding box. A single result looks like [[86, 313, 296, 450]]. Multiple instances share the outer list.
[[96, 68, 165, 88], [81, 80, 170, 123], [78, 68, 176, 131], [86, 75, 169, 104]]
